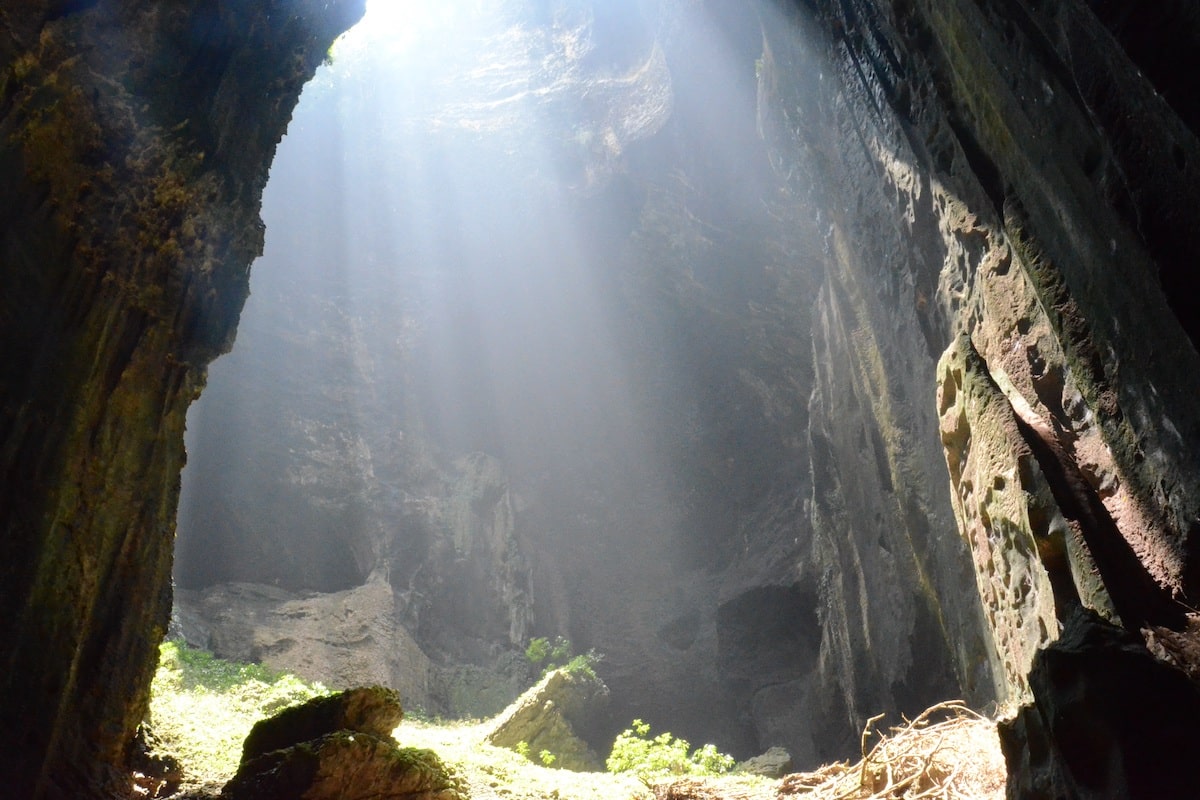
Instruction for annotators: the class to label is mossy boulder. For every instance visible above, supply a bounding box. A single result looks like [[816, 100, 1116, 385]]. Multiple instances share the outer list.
[[223, 686, 462, 800], [241, 686, 403, 764], [222, 732, 462, 800]]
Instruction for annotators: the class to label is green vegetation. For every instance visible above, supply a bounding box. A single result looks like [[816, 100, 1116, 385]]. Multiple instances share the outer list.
[[524, 636, 603, 680], [539, 749, 558, 767], [148, 640, 329, 786], [606, 719, 735, 782]]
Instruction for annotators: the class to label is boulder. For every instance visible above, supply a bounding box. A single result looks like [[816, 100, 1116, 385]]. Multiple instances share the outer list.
[[241, 686, 403, 764], [736, 746, 793, 778], [486, 668, 609, 771], [222, 686, 462, 800], [221, 733, 461, 800]]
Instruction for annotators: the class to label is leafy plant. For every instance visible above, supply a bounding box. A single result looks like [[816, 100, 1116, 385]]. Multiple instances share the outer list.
[[524, 636, 603, 680], [539, 749, 557, 767], [606, 719, 735, 782], [148, 640, 329, 786]]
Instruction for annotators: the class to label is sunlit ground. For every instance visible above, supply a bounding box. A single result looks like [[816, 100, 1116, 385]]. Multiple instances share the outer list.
[[148, 643, 1004, 799]]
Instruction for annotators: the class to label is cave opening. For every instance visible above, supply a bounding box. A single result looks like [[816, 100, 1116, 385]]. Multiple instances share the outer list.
[[173, 0, 833, 767]]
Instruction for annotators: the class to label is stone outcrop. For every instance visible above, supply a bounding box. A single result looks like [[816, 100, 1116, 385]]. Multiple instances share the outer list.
[[223, 734, 462, 800], [223, 687, 461, 800], [760, 0, 1200, 788], [239, 686, 403, 764], [172, 578, 530, 719], [485, 668, 610, 772], [175, 579, 437, 715], [736, 747, 793, 779], [998, 606, 1200, 799], [0, 1, 364, 796]]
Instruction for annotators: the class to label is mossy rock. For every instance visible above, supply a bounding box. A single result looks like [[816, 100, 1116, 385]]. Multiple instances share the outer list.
[[486, 668, 608, 771], [222, 732, 463, 800], [240, 686, 403, 764]]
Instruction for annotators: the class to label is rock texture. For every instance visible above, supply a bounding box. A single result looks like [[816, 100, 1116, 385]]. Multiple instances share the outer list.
[[998, 606, 1200, 799], [761, 0, 1200, 789], [239, 686, 403, 764], [176, 579, 438, 715], [222, 734, 462, 800], [736, 747, 793, 779], [0, 1, 364, 796], [223, 686, 462, 800], [486, 668, 610, 772]]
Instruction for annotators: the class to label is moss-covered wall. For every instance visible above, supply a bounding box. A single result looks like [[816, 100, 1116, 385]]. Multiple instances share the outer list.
[[0, 2, 363, 796]]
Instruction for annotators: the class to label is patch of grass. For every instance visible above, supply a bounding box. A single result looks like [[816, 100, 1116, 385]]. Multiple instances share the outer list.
[[401, 718, 654, 800], [148, 640, 329, 789]]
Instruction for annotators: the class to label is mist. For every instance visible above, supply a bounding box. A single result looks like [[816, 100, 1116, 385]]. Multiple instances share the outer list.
[[177, 0, 857, 763]]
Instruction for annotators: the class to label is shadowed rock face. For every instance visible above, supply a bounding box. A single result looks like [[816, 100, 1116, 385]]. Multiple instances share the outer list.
[[0, 1, 364, 796], [2, 0, 1200, 796]]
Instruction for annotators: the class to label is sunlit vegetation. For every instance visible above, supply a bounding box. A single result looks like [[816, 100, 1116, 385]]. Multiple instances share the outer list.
[[147, 640, 329, 789], [523, 635, 604, 680], [148, 645, 1004, 799], [606, 719, 736, 782]]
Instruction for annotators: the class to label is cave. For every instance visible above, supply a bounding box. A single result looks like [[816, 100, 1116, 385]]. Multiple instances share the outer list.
[[3, 0, 1200, 797]]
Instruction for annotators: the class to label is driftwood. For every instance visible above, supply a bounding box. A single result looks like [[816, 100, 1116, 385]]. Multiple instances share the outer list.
[[776, 701, 1003, 800]]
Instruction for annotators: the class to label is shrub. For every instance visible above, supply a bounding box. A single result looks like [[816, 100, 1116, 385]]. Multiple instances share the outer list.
[[606, 719, 735, 782], [523, 636, 603, 680]]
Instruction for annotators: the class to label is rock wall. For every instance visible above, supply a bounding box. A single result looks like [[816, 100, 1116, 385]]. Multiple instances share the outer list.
[[0, 2, 363, 796], [762, 0, 1200, 792]]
